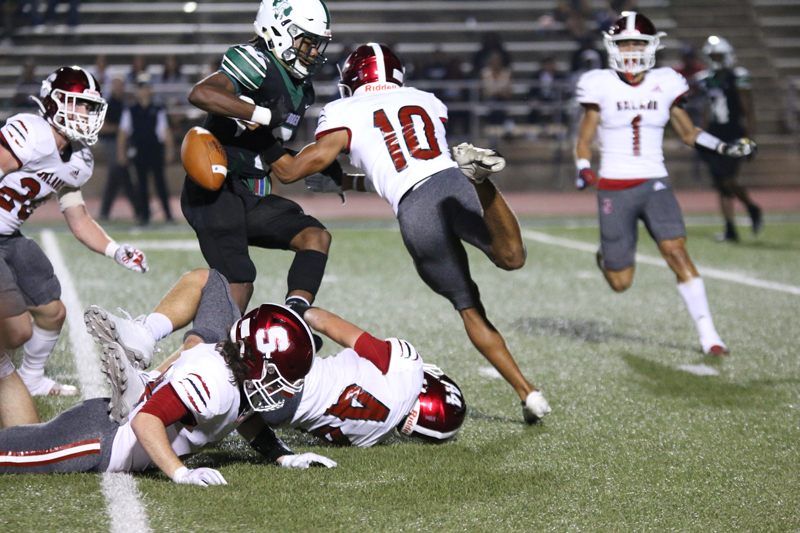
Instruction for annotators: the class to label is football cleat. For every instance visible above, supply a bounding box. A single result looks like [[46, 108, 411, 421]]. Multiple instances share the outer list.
[[22, 375, 78, 397], [522, 390, 551, 424], [701, 338, 729, 357], [84, 305, 156, 370], [102, 342, 147, 425], [748, 205, 763, 236]]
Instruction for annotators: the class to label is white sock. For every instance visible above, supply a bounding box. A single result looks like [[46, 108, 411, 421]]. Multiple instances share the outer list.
[[0, 353, 15, 379], [18, 325, 61, 382], [145, 312, 173, 342], [677, 278, 720, 342]]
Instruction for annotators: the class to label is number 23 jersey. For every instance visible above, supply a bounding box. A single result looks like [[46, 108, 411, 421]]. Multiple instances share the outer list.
[[576, 68, 689, 180], [0, 113, 93, 234], [315, 87, 456, 214]]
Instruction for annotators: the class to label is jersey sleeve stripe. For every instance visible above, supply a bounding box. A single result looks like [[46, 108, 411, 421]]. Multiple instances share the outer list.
[[672, 90, 689, 107], [235, 47, 267, 77], [221, 57, 259, 91], [0, 131, 23, 168]]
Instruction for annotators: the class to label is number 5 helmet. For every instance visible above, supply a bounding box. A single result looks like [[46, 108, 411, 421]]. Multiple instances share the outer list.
[[603, 12, 666, 79], [399, 365, 466, 443], [230, 303, 315, 412], [30, 66, 107, 146], [338, 42, 405, 98], [253, 0, 332, 79], [702, 36, 736, 71]]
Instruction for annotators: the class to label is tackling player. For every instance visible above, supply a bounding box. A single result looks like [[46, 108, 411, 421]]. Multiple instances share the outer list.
[[260, 43, 551, 424], [696, 36, 762, 242], [573, 12, 756, 356], [82, 268, 467, 450], [0, 294, 335, 485], [0, 67, 147, 424], [184, 0, 336, 314]]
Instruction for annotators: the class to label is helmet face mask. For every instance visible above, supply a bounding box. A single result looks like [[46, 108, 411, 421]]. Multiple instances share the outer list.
[[230, 303, 315, 413], [399, 364, 466, 443], [603, 11, 665, 79], [253, 0, 332, 79], [702, 36, 736, 71], [32, 67, 107, 146], [338, 42, 405, 98]]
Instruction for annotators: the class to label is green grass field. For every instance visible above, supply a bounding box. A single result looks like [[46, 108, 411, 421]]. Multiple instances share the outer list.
[[2, 217, 799, 532]]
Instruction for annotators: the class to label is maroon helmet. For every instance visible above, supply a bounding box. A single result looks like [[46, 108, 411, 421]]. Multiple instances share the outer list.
[[31, 66, 107, 146], [399, 365, 466, 443], [229, 303, 315, 412], [603, 12, 665, 77], [338, 42, 405, 98]]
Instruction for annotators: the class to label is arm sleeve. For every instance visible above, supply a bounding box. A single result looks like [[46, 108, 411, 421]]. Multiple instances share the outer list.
[[353, 332, 391, 375], [248, 424, 293, 463], [139, 384, 191, 426], [220, 45, 267, 93]]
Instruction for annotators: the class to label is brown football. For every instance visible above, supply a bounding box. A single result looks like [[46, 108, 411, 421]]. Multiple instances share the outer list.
[[181, 126, 227, 191]]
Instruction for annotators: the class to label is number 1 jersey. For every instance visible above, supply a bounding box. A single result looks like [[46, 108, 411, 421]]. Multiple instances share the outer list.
[[576, 68, 689, 180], [315, 87, 457, 214]]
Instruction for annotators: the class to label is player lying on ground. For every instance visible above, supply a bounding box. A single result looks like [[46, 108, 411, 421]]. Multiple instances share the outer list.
[[0, 280, 334, 485], [82, 268, 467, 450], [0, 67, 147, 429], [259, 42, 551, 425], [574, 12, 756, 356]]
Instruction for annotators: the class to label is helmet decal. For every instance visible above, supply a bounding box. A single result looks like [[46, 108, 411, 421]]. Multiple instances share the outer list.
[[338, 42, 405, 98]]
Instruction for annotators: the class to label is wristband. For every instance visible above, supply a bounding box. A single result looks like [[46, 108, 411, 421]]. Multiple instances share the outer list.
[[695, 131, 724, 153], [251, 105, 273, 126], [576, 158, 591, 171], [260, 143, 288, 166], [104, 241, 120, 259]]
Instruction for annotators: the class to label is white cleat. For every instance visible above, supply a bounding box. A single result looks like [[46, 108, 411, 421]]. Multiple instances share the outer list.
[[22, 375, 78, 397], [522, 390, 552, 424], [84, 305, 156, 369], [102, 342, 147, 425]]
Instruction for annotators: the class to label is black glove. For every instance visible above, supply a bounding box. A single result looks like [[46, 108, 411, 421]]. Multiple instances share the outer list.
[[320, 158, 343, 186]]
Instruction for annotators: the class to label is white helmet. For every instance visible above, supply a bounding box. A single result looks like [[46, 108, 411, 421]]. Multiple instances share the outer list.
[[254, 0, 332, 79], [603, 12, 666, 78], [702, 36, 736, 71]]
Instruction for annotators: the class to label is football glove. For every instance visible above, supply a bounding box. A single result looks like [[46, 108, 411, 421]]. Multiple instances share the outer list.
[[107, 243, 148, 273], [172, 466, 227, 486], [305, 174, 343, 195], [451, 142, 506, 184], [575, 168, 597, 190], [522, 390, 552, 424], [724, 137, 757, 158], [279, 453, 338, 470]]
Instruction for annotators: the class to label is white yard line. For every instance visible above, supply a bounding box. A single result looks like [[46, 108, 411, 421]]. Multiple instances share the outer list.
[[41, 230, 152, 533], [521, 230, 800, 296]]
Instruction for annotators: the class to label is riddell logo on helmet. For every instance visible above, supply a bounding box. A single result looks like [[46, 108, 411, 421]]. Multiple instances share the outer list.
[[401, 407, 419, 434], [364, 83, 397, 92]]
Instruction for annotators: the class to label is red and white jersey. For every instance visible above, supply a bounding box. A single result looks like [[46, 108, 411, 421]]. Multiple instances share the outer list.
[[315, 87, 456, 214], [284, 340, 424, 448], [576, 68, 689, 180], [106, 344, 245, 472]]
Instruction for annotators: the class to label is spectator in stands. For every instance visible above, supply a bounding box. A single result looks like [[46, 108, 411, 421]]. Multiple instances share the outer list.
[[480, 49, 514, 130], [126, 55, 149, 87], [42, 0, 80, 27], [675, 45, 705, 126], [155, 55, 190, 85], [571, 36, 605, 73], [87, 54, 112, 92], [528, 56, 568, 126], [11, 58, 39, 110], [472, 33, 511, 75], [118, 76, 175, 225], [554, 0, 587, 39], [99, 78, 140, 222], [1, 1, 16, 43], [420, 48, 470, 138]]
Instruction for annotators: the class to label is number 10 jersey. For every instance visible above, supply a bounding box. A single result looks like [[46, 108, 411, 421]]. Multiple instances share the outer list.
[[315, 86, 456, 214]]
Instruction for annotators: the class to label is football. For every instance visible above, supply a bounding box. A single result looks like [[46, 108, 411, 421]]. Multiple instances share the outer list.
[[180, 126, 227, 191]]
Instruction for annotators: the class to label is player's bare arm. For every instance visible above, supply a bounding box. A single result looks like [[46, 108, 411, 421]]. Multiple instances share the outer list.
[[302, 307, 364, 350], [669, 104, 703, 146], [270, 130, 348, 184], [576, 104, 600, 160], [130, 411, 186, 479], [188, 72, 256, 122], [739, 87, 756, 136]]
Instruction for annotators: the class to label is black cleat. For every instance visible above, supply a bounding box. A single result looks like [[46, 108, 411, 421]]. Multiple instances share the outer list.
[[748, 205, 763, 236]]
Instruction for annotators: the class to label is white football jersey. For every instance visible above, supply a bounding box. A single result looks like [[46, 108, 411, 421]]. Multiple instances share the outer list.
[[284, 341, 424, 448], [107, 344, 246, 472], [315, 87, 457, 214], [0, 113, 94, 234], [576, 68, 689, 179]]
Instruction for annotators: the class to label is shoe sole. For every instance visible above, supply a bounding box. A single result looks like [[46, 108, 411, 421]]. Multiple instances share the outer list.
[[84, 306, 151, 369], [102, 344, 132, 425], [706, 345, 730, 357]]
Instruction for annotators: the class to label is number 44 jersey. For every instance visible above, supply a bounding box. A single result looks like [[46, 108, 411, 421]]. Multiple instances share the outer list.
[[0, 113, 94, 234], [576, 67, 689, 180], [315, 86, 457, 214]]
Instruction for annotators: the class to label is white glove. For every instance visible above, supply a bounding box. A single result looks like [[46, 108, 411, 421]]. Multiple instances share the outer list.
[[105, 242, 148, 273], [279, 453, 338, 470], [451, 142, 506, 184], [724, 137, 757, 158], [172, 466, 227, 486], [523, 390, 552, 421], [305, 173, 343, 195]]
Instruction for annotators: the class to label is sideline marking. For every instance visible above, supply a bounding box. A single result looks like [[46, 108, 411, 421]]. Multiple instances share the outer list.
[[522, 230, 800, 296], [41, 231, 153, 533], [678, 364, 721, 376]]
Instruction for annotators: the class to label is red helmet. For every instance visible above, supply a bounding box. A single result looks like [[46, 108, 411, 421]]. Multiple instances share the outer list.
[[603, 12, 665, 77], [338, 42, 405, 98], [229, 303, 315, 412], [399, 365, 466, 443], [31, 66, 107, 146]]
